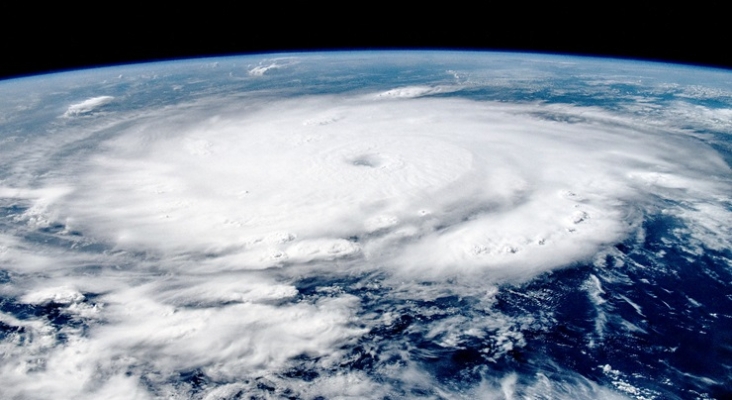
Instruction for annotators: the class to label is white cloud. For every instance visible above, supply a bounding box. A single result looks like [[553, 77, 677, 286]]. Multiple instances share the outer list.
[[375, 85, 458, 98], [41, 96, 730, 279], [247, 58, 297, 76], [20, 286, 85, 305], [248, 63, 280, 76], [62, 96, 114, 117]]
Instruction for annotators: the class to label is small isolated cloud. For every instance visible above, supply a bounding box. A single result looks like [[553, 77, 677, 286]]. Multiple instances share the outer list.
[[62, 96, 114, 117], [247, 58, 296, 76]]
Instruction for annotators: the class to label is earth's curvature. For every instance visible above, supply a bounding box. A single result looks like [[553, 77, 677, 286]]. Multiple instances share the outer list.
[[0, 51, 731, 399]]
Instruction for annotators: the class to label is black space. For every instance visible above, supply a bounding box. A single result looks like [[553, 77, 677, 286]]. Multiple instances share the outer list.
[[2, 10, 730, 81]]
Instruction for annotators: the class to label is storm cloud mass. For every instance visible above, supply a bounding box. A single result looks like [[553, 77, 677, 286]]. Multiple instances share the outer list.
[[0, 52, 731, 399]]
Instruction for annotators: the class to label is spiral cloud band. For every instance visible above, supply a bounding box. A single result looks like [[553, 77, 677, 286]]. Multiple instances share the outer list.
[[43, 95, 729, 277], [1, 54, 731, 399]]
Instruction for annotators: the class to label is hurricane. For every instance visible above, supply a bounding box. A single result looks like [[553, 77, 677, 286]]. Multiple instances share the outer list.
[[1, 52, 730, 399]]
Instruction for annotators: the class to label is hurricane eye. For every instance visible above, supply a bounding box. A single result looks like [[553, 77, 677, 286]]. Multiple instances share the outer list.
[[350, 154, 382, 168]]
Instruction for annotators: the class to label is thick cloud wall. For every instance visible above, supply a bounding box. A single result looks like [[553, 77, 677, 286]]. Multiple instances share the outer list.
[[1, 54, 731, 399], [41, 96, 729, 278]]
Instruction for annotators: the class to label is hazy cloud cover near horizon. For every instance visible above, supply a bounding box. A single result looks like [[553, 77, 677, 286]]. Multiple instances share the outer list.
[[0, 54, 731, 398]]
